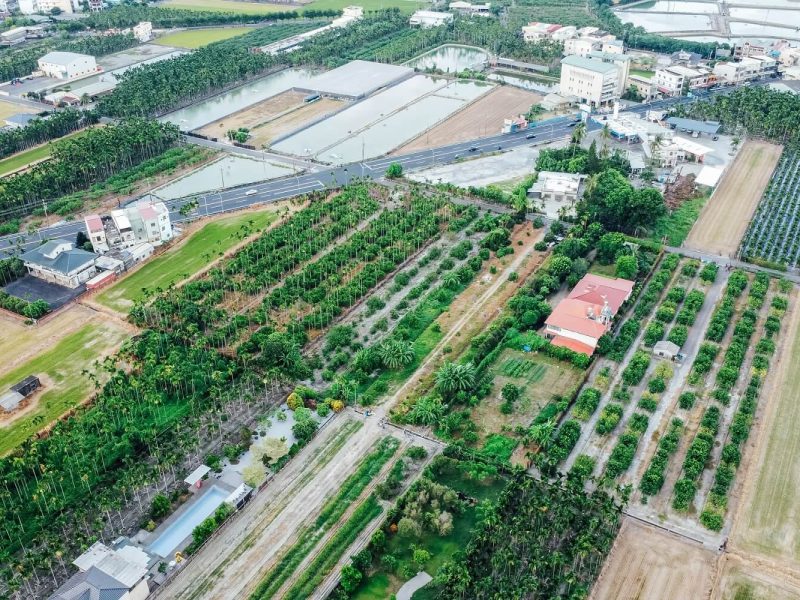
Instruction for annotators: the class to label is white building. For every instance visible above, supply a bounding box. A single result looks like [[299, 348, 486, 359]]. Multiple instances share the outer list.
[[19, 240, 98, 288], [409, 10, 453, 27], [0, 27, 28, 46], [37, 51, 97, 80], [713, 55, 777, 85], [560, 54, 620, 107], [564, 37, 600, 58], [448, 1, 491, 14], [522, 22, 568, 42], [528, 171, 587, 218], [587, 51, 631, 96], [20, 0, 74, 13], [132, 21, 152, 42], [85, 200, 173, 256], [551, 25, 577, 41], [51, 541, 150, 600], [654, 65, 710, 96], [602, 39, 624, 54]]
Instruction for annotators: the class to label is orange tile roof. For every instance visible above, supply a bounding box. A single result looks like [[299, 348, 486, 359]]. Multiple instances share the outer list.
[[567, 274, 634, 314], [550, 335, 595, 356], [545, 299, 609, 339]]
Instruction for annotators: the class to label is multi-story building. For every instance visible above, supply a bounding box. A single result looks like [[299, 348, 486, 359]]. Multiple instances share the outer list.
[[626, 73, 657, 101], [37, 51, 96, 79], [564, 37, 600, 58], [132, 21, 152, 42], [654, 65, 710, 96], [448, 1, 491, 15], [527, 171, 587, 218], [713, 55, 777, 84], [84, 200, 173, 256], [560, 54, 620, 107], [19, 240, 98, 288], [409, 10, 453, 27], [587, 51, 630, 96], [20, 0, 74, 13]]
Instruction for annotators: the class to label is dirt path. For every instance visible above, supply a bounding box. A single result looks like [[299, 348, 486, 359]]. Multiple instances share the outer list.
[[685, 140, 782, 257]]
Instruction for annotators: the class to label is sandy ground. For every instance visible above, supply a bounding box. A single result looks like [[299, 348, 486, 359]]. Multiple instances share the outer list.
[[713, 554, 800, 600], [395, 86, 542, 153], [730, 287, 800, 565], [197, 91, 344, 147], [591, 518, 717, 600], [685, 140, 782, 257]]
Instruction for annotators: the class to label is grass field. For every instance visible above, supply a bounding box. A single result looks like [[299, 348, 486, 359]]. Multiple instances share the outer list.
[[733, 297, 800, 563], [0, 100, 34, 121], [154, 27, 253, 48], [0, 321, 129, 456], [162, 0, 426, 13], [95, 208, 280, 313], [648, 195, 709, 246], [0, 128, 92, 177], [630, 69, 654, 79]]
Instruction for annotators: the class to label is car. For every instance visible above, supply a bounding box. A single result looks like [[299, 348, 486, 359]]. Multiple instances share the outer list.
[[526, 133, 536, 139], [497, 145, 502, 150], [712, 135, 719, 141], [568, 122, 577, 127], [454, 154, 460, 159], [469, 146, 478, 152], [245, 189, 257, 196]]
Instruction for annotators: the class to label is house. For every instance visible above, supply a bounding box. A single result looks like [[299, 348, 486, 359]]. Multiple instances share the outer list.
[[448, 1, 491, 15], [559, 54, 620, 107], [544, 274, 635, 355], [20, 240, 98, 288], [527, 171, 587, 218], [85, 199, 173, 256], [37, 51, 97, 80], [0, 27, 28, 46], [522, 22, 568, 42], [713, 55, 777, 85], [626, 74, 656, 101], [132, 21, 152, 42], [22, 0, 74, 13], [587, 51, 631, 96], [0, 375, 40, 413], [51, 541, 150, 600], [653, 340, 680, 360], [409, 10, 453, 27], [654, 65, 710, 96], [564, 37, 601, 58], [670, 50, 703, 67]]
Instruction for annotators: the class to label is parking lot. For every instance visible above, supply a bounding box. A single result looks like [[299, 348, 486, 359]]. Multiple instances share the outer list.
[[4, 275, 84, 309]]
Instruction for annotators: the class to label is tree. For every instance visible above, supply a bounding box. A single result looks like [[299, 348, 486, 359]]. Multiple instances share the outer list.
[[340, 564, 362, 593], [548, 255, 572, 280], [150, 494, 171, 520], [378, 339, 414, 369], [435, 361, 475, 396], [286, 392, 303, 410], [615, 254, 638, 280], [408, 395, 444, 426], [596, 232, 626, 265], [501, 383, 520, 403], [412, 546, 432, 568], [584, 169, 665, 234], [385, 163, 403, 178], [622, 84, 643, 102], [258, 437, 288, 466], [586, 140, 601, 174], [571, 121, 586, 146]]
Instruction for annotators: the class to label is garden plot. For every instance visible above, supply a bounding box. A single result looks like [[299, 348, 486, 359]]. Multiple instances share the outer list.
[[272, 75, 493, 164], [740, 148, 800, 268], [685, 140, 782, 257]]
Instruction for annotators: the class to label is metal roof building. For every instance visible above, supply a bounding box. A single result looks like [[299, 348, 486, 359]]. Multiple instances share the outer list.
[[295, 60, 414, 99], [665, 117, 721, 134]]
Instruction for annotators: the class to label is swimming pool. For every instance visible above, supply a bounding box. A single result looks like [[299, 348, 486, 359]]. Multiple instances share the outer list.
[[148, 485, 228, 558]]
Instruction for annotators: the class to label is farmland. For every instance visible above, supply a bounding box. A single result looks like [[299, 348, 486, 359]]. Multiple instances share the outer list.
[[741, 147, 800, 268], [160, 0, 425, 13], [0, 319, 130, 456], [154, 27, 253, 48], [685, 141, 782, 257], [94, 205, 285, 314]]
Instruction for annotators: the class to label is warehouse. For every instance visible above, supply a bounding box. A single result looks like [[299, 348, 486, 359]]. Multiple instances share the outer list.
[[294, 60, 414, 100], [37, 51, 97, 80]]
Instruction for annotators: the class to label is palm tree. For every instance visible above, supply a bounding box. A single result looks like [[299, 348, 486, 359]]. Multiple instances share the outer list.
[[408, 395, 444, 426], [599, 123, 611, 159], [571, 121, 586, 147], [435, 361, 476, 395], [378, 339, 414, 370]]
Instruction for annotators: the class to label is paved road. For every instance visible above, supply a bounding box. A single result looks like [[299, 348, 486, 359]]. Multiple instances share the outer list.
[[0, 83, 749, 257]]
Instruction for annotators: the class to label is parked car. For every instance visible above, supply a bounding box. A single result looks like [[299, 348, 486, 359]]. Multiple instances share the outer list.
[[245, 189, 257, 196]]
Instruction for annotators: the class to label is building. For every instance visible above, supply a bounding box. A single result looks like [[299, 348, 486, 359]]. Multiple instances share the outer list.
[[132, 21, 152, 42], [713, 55, 777, 85], [522, 22, 570, 42], [551, 25, 577, 41], [448, 1, 491, 14], [51, 541, 150, 600], [654, 65, 710, 96], [564, 37, 600, 58], [20, 240, 98, 288], [653, 340, 680, 360], [409, 10, 453, 27], [0, 27, 28, 46], [5, 113, 37, 128], [670, 50, 703, 67], [0, 375, 40, 414], [527, 171, 587, 217], [587, 51, 631, 96], [37, 51, 97, 80], [20, 0, 73, 13], [626, 74, 656, 101], [84, 199, 173, 255], [544, 274, 635, 355], [602, 39, 624, 54], [559, 54, 620, 107]]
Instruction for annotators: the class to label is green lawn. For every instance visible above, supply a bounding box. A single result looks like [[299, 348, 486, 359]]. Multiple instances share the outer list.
[[162, 0, 426, 13], [630, 69, 654, 79], [95, 208, 279, 313], [154, 27, 253, 48], [0, 322, 128, 456], [0, 128, 92, 177], [589, 261, 618, 277], [648, 195, 709, 247]]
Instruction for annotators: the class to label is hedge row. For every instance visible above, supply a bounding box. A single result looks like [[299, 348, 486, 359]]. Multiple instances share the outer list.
[[639, 418, 683, 497]]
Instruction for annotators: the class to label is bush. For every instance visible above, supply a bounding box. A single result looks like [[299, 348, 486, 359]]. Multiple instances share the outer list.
[[622, 351, 650, 386], [678, 391, 695, 409], [700, 510, 724, 531], [595, 403, 623, 435], [572, 388, 602, 421], [644, 322, 664, 347], [699, 262, 718, 283], [647, 377, 666, 394], [673, 478, 696, 510], [667, 324, 688, 347], [637, 396, 658, 412]]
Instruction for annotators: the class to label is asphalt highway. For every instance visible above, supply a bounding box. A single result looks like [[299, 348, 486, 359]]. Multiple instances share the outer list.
[[0, 85, 736, 257]]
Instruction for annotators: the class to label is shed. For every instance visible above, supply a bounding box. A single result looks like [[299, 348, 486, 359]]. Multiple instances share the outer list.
[[0, 391, 24, 413], [665, 117, 720, 135], [184, 464, 211, 489], [653, 340, 680, 360], [11, 375, 40, 397]]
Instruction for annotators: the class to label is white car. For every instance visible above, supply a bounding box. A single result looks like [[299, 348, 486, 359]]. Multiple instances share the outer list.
[[245, 189, 258, 196]]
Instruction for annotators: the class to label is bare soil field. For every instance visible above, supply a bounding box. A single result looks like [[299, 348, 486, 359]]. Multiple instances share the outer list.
[[685, 140, 782, 257], [394, 86, 542, 154], [591, 518, 716, 600], [730, 287, 800, 565], [713, 555, 800, 600], [197, 91, 344, 147]]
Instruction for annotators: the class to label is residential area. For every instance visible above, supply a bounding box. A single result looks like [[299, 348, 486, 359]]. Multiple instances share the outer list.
[[0, 1, 799, 599]]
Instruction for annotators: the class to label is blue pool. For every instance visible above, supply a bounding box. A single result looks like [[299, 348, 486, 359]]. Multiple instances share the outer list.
[[148, 486, 228, 558]]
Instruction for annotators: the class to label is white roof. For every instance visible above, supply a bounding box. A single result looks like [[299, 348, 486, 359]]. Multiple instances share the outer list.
[[412, 10, 452, 18], [111, 209, 131, 231], [654, 340, 680, 353], [73, 542, 148, 589], [696, 165, 723, 187], [38, 51, 93, 66], [184, 464, 211, 486], [663, 65, 703, 77], [535, 171, 585, 194], [673, 136, 713, 156]]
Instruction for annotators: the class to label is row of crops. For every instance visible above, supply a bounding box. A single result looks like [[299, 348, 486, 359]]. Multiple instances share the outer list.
[[740, 148, 800, 268]]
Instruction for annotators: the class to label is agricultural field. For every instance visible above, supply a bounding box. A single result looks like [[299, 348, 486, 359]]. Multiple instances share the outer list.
[[591, 518, 716, 600], [685, 141, 782, 257], [713, 556, 800, 600], [197, 91, 345, 148], [0, 319, 129, 456], [395, 86, 542, 153], [161, 0, 425, 12], [740, 148, 800, 268], [154, 27, 253, 49], [0, 127, 93, 178], [94, 205, 285, 314]]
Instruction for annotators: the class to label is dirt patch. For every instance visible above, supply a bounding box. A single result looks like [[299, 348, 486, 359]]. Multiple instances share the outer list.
[[197, 91, 344, 147], [394, 86, 542, 154], [713, 554, 800, 600], [684, 140, 782, 257], [591, 517, 716, 600], [0, 373, 53, 427]]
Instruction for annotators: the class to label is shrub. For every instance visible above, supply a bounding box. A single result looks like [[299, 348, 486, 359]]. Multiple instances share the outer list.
[[595, 403, 624, 435], [700, 510, 724, 531], [622, 351, 650, 386], [637, 396, 658, 412], [569, 454, 596, 484], [572, 388, 602, 421], [647, 377, 666, 394], [667, 324, 688, 347], [605, 432, 640, 479], [672, 478, 696, 510], [644, 322, 664, 346], [699, 262, 718, 283], [678, 391, 695, 410]]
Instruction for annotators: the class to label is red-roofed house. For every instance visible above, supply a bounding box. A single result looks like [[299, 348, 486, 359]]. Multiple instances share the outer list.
[[544, 274, 634, 355]]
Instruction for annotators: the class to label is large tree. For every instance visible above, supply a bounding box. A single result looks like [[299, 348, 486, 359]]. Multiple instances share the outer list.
[[582, 169, 666, 234]]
